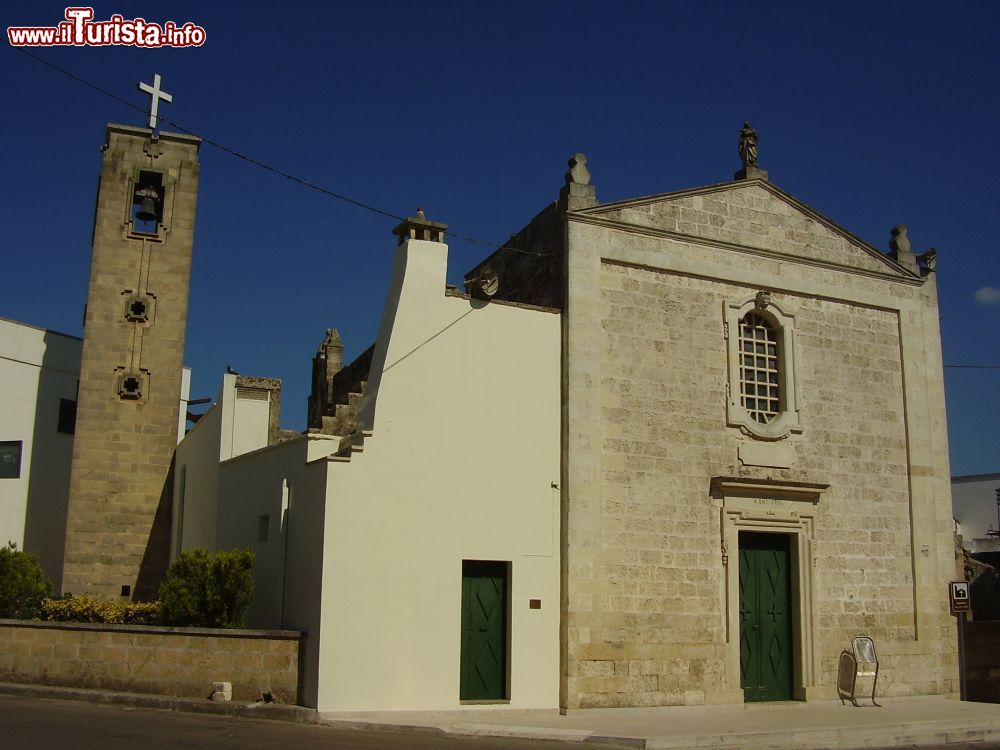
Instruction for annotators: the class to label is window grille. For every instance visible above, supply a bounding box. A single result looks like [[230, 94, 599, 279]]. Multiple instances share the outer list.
[[739, 313, 780, 423]]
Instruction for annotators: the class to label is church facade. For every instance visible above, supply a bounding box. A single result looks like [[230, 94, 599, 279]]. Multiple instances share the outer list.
[[463, 146, 957, 706]]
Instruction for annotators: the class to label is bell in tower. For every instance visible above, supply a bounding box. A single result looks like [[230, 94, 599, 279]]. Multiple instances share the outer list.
[[134, 185, 159, 222], [131, 171, 164, 230]]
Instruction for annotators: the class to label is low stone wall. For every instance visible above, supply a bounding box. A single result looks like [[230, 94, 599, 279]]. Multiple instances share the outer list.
[[965, 620, 1000, 703], [0, 620, 301, 704]]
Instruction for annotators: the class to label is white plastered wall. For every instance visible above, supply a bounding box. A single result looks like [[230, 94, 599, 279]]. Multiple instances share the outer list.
[[172, 373, 275, 558], [177, 367, 191, 444], [185, 236, 560, 711], [216, 433, 336, 710], [313, 236, 562, 712], [0, 319, 79, 585], [231, 390, 270, 457], [172, 396, 222, 557]]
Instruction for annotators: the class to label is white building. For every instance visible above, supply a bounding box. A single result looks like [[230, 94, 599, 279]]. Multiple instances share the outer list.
[[0, 315, 197, 592], [173, 214, 562, 711], [0, 318, 81, 587], [953, 473, 1000, 552]]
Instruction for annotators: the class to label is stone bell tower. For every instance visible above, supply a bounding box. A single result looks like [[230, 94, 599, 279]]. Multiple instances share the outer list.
[[62, 103, 200, 599]]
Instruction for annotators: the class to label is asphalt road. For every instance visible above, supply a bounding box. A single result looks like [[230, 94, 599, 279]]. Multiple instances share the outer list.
[[0, 694, 623, 750], [3, 694, 1000, 750]]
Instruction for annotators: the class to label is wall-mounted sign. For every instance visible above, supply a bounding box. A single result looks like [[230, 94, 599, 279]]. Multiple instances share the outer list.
[[949, 581, 970, 614]]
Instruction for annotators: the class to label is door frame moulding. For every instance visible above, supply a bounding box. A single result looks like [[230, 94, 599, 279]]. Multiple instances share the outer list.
[[711, 476, 828, 701]]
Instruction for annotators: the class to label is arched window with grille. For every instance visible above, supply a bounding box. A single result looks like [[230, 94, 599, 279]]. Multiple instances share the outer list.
[[739, 312, 780, 424], [725, 296, 800, 439]]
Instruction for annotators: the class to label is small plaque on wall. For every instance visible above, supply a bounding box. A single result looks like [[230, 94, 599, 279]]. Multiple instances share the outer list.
[[738, 442, 794, 469]]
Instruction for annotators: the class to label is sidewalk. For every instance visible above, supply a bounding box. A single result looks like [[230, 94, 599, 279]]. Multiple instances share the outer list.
[[4, 681, 1000, 749], [321, 697, 1000, 749]]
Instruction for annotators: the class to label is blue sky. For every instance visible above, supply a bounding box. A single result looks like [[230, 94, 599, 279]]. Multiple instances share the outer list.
[[3, 2, 998, 475]]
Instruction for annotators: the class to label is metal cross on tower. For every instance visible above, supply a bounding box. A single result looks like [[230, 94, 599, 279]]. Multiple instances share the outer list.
[[137, 73, 173, 130]]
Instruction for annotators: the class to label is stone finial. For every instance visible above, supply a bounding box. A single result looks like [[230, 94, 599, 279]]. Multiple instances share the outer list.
[[734, 121, 768, 181], [317, 328, 343, 358], [559, 153, 598, 210], [890, 225, 936, 276], [565, 153, 591, 185], [392, 207, 447, 245], [889, 225, 911, 255], [889, 225, 918, 273]]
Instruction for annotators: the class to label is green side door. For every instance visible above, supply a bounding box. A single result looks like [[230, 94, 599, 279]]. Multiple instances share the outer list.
[[739, 532, 793, 702], [460, 561, 508, 700]]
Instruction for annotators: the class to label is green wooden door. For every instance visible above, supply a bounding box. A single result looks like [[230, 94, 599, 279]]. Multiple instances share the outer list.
[[739, 532, 793, 702], [460, 561, 507, 700]]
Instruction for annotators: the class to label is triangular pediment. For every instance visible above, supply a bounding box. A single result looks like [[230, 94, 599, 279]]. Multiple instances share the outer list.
[[575, 180, 913, 277]]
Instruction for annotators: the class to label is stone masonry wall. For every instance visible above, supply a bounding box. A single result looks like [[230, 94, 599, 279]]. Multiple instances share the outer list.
[[562, 181, 956, 708], [63, 125, 200, 601], [464, 201, 565, 310], [587, 262, 914, 705], [594, 184, 893, 276], [0, 620, 300, 703], [308, 342, 373, 437]]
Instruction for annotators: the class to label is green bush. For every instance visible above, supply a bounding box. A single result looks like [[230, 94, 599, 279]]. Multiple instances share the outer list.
[[0, 543, 52, 619], [40, 595, 162, 625], [118, 600, 163, 625], [158, 548, 254, 628]]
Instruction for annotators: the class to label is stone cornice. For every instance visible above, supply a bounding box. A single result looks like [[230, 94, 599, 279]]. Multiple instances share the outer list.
[[105, 122, 203, 148], [0, 618, 302, 639], [710, 476, 830, 503]]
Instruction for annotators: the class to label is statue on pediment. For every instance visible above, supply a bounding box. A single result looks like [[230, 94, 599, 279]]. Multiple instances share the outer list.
[[739, 121, 759, 167]]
